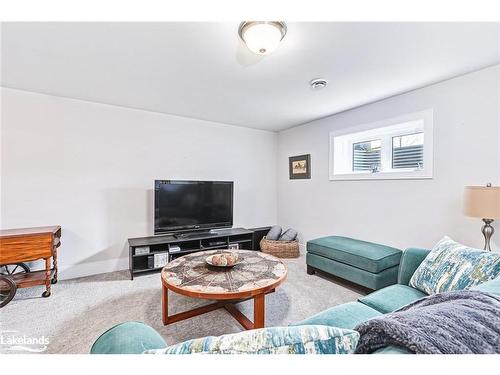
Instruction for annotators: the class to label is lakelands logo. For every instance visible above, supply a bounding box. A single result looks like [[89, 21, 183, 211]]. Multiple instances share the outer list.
[[0, 330, 49, 353]]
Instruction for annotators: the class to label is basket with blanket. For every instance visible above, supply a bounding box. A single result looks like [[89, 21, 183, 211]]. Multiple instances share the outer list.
[[260, 226, 299, 258]]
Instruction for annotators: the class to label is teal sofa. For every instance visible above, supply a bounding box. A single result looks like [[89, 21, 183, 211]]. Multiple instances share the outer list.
[[293, 247, 430, 353], [296, 248, 430, 330], [295, 247, 500, 353], [91, 247, 500, 354]]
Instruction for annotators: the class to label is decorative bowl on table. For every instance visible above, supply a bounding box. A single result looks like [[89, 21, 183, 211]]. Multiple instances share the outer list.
[[206, 252, 240, 267]]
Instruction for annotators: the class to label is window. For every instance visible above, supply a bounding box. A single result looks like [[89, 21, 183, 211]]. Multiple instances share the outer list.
[[392, 133, 424, 170], [353, 139, 381, 172], [329, 109, 433, 180]]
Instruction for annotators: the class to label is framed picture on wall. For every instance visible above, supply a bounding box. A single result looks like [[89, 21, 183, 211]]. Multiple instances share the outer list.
[[289, 154, 311, 179]]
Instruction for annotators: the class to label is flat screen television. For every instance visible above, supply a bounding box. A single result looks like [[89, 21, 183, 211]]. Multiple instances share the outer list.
[[154, 180, 233, 234]]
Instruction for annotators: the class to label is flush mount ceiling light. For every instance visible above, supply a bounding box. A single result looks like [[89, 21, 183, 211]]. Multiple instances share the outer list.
[[310, 78, 328, 90], [238, 21, 287, 55]]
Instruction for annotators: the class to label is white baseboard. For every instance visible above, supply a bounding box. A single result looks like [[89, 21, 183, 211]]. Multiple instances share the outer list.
[[58, 257, 129, 280]]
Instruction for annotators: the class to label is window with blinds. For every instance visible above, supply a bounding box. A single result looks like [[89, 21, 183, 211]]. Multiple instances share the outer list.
[[329, 109, 433, 180], [353, 139, 381, 172], [392, 133, 424, 169]]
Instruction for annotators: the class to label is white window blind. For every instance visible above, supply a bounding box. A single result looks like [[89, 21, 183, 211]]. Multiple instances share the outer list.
[[353, 140, 381, 172], [392, 133, 424, 170]]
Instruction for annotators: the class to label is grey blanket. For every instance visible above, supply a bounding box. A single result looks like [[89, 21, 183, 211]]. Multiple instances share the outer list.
[[354, 290, 500, 354]]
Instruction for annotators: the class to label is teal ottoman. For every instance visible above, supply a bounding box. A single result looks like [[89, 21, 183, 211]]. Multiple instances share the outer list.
[[307, 236, 402, 290]]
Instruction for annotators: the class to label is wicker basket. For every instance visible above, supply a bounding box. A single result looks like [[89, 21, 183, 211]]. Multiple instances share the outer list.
[[260, 237, 300, 258]]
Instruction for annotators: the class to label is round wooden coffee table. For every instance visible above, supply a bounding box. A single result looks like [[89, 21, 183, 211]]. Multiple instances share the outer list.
[[161, 249, 287, 330]]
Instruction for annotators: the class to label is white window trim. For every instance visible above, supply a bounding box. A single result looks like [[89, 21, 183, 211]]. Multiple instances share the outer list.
[[329, 109, 434, 181]]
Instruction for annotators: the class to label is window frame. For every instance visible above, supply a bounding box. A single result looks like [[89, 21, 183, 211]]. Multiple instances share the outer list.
[[329, 109, 434, 181]]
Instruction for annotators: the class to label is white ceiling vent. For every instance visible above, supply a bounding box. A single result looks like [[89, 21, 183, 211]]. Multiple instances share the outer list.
[[310, 78, 328, 90]]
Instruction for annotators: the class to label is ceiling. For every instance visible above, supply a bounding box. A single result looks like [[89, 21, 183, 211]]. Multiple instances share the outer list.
[[1, 22, 499, 131]]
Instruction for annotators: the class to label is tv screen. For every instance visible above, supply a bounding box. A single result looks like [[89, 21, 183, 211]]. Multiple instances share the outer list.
[[154, 180, 233, 234]]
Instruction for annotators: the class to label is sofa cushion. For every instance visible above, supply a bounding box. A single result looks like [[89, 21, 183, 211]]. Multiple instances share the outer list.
[[471, 276, 500, 296], [397, 248, 431, 285], [90, 321, 167, 354], [358, 285, 427, 313], [409, 236, 500, 295], [291, 301, 382, 330], [307, 236, 401, 273], [373, 346, 411, 354], [145, 325, 359, 354]]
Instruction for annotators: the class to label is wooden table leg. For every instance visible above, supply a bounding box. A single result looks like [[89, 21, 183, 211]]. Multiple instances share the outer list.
[[161, 290, 273, 329], [42, 258, 51, 297], [162, 284, 169, 325], [224, 303, 254, 330], [52, 247, 58, 284], [253, 293, 265, 329]]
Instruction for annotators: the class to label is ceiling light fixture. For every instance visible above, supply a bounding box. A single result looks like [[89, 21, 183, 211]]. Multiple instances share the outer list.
[[310, 78, 328, 90], [238, 21, 287, 55]]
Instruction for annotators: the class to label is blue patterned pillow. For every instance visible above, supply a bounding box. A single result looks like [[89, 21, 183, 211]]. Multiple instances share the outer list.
[[144, 325, 359, 354], [410, 236, 500, 295]]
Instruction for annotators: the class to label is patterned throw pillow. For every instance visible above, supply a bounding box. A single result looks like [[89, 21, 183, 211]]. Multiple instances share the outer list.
[[144, 325, 359, 354], [409, 236, 500, 295]]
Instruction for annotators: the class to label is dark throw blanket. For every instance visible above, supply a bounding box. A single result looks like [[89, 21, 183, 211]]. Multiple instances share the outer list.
[[354, 290, 500, 354]]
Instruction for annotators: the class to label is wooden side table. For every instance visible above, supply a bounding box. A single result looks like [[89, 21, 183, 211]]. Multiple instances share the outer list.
[[0, 226, 61, 300]]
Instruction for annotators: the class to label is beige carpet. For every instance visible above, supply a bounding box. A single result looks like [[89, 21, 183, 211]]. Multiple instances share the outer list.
[[0, 254, 364, 354]]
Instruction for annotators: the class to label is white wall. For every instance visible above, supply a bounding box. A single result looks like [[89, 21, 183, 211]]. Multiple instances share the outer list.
[[2, 65, 499, 281], [277, 65, 500, 252], [1, 88, 278, 279]]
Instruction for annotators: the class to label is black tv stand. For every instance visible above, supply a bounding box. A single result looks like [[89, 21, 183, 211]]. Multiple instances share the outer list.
[[127, 227, 270, 280], [174, 230, 218, 239]]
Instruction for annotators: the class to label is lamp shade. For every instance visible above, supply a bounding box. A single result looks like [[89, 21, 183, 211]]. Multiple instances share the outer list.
[[463, 185, 500, 219]]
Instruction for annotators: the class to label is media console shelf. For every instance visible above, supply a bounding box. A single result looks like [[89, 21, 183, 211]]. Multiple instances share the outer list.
[[128, 228, 258, 280]]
